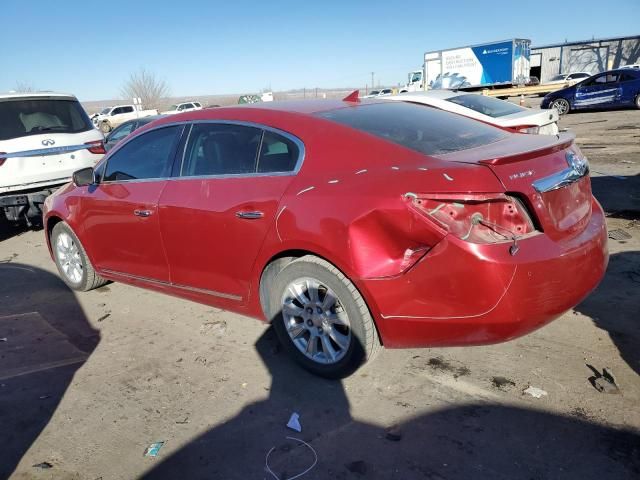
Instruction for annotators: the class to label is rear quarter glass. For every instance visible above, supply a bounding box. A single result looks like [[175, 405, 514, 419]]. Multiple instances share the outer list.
[[316, 102, 507, 156]]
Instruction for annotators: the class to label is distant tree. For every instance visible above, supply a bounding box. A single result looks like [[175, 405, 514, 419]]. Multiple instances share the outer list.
[[120, 68, 170, 110], [14, 81, 36, 92]]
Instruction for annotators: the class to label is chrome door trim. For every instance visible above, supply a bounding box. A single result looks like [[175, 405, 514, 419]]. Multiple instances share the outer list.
[[101, 269, 243, 301]]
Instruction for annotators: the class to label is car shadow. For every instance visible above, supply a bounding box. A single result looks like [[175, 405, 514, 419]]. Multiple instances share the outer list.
[[575, 250, 640, 378], [141, 328, 639, 479], [590, 174, 640, 218], [0, 262, 100, 478]]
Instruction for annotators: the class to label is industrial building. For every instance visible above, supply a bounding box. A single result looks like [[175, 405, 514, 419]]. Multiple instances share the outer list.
[[531, 35, 640, 82]]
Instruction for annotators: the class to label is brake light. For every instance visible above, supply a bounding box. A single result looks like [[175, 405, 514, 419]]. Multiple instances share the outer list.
[[0, 153, 5, 167], [510, 125, 540, 134], [408, 193, 535, 254], [85, 140, 106, 155]]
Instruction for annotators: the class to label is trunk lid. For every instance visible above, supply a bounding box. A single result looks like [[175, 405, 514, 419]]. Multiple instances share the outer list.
[[434, 133, 592, 240], [499, 108, 559, 128]]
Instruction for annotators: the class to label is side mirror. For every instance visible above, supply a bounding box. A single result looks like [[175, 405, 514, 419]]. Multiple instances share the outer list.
[[73, 167, 95, 187]]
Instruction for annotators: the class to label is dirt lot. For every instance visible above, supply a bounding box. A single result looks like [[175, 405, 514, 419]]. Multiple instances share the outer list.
[[1, 105, 639, 480]]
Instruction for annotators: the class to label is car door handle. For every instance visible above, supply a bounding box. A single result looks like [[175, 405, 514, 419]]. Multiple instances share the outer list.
[[236, 210, 264, 220], [133, 209, 153, 217]]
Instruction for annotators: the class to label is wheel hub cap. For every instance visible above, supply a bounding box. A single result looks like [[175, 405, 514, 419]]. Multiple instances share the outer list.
[[55, 232, 83, 284], [281, 277, 352, 365]]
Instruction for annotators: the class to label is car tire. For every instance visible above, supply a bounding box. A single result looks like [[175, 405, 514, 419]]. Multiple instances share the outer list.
[[51, 222, 108, 291], [635, 94, 640, 109], [266, 255, 380, 378], [100, 121, 112, 133], [551, 98, 571, 115]]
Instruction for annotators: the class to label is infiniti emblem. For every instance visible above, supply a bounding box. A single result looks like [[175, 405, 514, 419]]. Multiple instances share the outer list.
[[42, 139, 55, 146]]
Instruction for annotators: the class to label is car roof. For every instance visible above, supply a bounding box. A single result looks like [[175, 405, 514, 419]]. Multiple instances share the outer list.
[[0, 91, 78, 100]]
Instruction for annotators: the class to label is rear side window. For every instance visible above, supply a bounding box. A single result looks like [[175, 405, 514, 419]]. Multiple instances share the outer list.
[[257, 131, 300, 173], [445, 94, 524, 118], [103, 125, 182, 182], [317, 102, 507, 155], [0, 97, 93, 141], [182, 123, 262, 176]]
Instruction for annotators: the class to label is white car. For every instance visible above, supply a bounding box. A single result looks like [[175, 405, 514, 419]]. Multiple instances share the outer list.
[[161, 101, 203, 115], [544, 72, 591, 85], [0, 92, 105, 225], [388, 90, 559, 135], [363, 89, 393, 99], [92, 104, 159, 133], [621, 64, 640, 69]]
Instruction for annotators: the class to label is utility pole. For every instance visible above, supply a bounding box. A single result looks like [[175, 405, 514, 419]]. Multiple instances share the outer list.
[[371, 72, 375, 90]]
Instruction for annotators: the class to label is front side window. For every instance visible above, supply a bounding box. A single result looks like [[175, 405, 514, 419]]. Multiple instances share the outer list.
[[317, 102, 507, 156], [182, 123, 262, 176], [0, 97, 93, 141], [445, 94, 524, 118], [103, 125, 181, 182]]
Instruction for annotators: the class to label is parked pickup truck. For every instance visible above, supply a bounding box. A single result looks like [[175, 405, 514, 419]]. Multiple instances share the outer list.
[[92, 104, 158, 133], [0, 92, 105, 226]]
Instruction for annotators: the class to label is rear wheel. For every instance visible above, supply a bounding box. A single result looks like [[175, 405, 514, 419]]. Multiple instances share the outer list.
[[551, 98, 571, 115], [635, 94, 640, 109], [51, 222, 107, 291], [266, 256, 380, 378]]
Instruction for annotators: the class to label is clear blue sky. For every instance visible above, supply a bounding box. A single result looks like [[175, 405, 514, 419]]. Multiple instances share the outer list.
[[2, 0, 638, 100]]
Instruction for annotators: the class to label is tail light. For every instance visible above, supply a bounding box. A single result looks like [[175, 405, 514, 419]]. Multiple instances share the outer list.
[[510, 125, 540, 134], [407, 193, 536, 254], [85, 140, 106, 155], [0, 153, 6, 167]]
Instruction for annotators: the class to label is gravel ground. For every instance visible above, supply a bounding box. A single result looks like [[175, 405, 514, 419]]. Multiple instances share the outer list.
[[1, 105, 639, 480]]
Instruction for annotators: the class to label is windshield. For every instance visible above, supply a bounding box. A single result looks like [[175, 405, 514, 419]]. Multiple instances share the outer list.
[[550, 74, 566, 81], [316, 102, 507, 156], [100, 107, 111, 114], [410, 72, 422, 83], [369, 90, 380, 96], [0, 97, 94, 141], [168, 105, 178, 111], [445, 94, 524, 118]]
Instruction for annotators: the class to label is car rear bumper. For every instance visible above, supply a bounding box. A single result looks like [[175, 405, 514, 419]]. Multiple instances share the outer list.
[[0, 186, 62, 223], [361, 197, 608, 348]]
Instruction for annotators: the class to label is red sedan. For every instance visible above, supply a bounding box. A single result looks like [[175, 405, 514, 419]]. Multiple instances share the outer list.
[[43, 97, 608, 378]]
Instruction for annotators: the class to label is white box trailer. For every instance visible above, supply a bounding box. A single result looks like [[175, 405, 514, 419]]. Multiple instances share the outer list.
[[422, 39, 531, 90]]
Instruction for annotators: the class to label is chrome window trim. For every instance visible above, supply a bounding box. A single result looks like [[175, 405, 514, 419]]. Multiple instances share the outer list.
[[177, 119, 306, 178], [97, 119, 306, 185]]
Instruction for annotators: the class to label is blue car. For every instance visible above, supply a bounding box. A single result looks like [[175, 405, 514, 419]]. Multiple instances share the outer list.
[[541, 68, 640, 115]]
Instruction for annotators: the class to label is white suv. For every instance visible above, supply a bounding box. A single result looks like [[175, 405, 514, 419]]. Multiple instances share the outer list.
[[0, 92, 105, 226]]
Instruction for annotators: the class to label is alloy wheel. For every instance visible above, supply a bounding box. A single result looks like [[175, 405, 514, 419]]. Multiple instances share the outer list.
[[281, 277, 352, 364], [56, 232, 83, 284], [551, 99, 570, 115]]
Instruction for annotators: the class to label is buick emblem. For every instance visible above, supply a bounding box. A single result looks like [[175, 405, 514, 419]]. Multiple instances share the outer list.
[[42, 139, 55, 146], [566, 151, 589, 176]]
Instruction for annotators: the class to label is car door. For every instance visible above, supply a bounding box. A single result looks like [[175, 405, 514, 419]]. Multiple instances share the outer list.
[[79, 124, 184, 281], [158, 122, 302, 303], [574, 73, 621, 109], [618, 72, 640, 104]]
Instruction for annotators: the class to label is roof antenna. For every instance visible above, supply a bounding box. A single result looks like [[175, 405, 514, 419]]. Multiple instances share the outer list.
[[342, 90, 360, 102]]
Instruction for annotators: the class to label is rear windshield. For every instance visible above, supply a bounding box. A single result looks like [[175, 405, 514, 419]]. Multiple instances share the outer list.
[[445, 94, 524, 118], [0, 97, 93, 141], [317, 102, 507, 155]]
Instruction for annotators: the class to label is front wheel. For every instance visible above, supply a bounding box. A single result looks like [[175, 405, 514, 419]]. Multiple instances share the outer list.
[[551, 98, 571, 115], [51, 222, 107, 291], [635, 94, 640, 109], [267, 256, 380, 378]]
